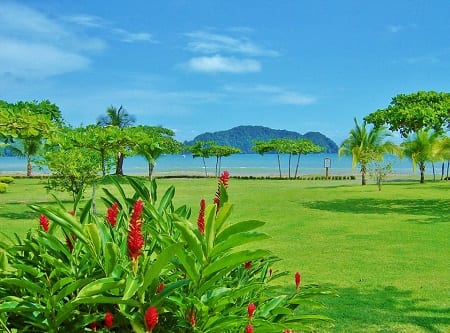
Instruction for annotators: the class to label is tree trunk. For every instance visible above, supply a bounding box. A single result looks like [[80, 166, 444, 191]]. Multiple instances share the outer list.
[[441, 162, 445, 181], [101, 150, 106, 176], [447, 160, 449, 180], [115, 152, 124, 175], [420, 162, 425, 183], [26, 156, 32, 177], [294, 154, 301, 178], [431, 162, 435, 181], [202, 157, 208, 177], [148, 162, 155, 180], [288, 153, 292, 179], [361, 164, 366, 185], [277, 153, 282, 179], [215, 156, 219, 177]]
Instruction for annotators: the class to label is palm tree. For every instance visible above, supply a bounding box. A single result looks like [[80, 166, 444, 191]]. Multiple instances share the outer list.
[[9, 137, 42, 176], [401, 130, 442, 183], [97, 105, 135, 175], [339, 118, 398, 185]]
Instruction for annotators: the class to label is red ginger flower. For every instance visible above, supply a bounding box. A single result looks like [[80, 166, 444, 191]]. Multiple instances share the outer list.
[[128, 200, 145, 260], [295, 272, 301, 291], [89, 322, 97, 331], [244, 261, 252, 269], [145, 306, 158, 331], [156, 282, 165, 294], [247, 303, 256, 320], [106, 202, 119, 227], [104, 312, 114, 329], [246, 324, 254, 333], [214, 170, 230, 211], [39, 214, 49, 232], [189, 309, 196, 327], [197, 198, 206, 234]]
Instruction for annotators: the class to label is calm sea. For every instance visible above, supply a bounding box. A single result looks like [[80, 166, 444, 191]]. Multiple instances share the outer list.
[[0, 153, 424, 177]]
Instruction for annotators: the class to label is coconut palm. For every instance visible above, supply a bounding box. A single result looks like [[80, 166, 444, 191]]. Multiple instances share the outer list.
[[97, 105, 135, 175], [8, 137, 42, 176], [402, 130, 442, 183], [339, 118, 399, 185]]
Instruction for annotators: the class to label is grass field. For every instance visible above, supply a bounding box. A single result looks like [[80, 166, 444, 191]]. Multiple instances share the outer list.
[[0, 176, 449, 332]]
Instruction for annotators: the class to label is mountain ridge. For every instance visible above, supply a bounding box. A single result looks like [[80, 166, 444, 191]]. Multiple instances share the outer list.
[[184, 125, 338, 153]]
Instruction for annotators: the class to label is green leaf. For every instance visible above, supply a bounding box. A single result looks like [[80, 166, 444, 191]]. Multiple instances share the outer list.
[[77, 277, 125, 298], [54, 278, 93, 303], [0, 249, 9, 271], [210, 232, 270, 258], [104, 242, 120, 277], [214, 202, 233, 233], [216, 220, 265, 244], [123, 276, 140, 301], [257, 295, 288, 318], [203, 249, 270, 277], [174, 221, 205, 264], [141, 243, 182, 295], [0, 278, 48, 297], [127, 177, 150, 201], [204, 205, 216, 255], [158, 185, 175, 213], [85, 223, 101, 258], [174, 248, 200, 285], [78, 198, 93, 224], [10, 263, 43, 278]]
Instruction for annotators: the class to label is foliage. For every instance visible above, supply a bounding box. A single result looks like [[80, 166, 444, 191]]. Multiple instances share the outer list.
[[339, 118, 399, 185], [186, 141, 216, 177], [253, 138, 323, 179], [401, 129, 442, 183], [369, 161, 393, 191], [185, 125, 338, 154], [0, 182, 8, 193], [0, 174, 336, 332], [0, 176, 14, 184], [132, 126, 182, 179], [364, 91, 450, 137], [40, 146, 102, 200]]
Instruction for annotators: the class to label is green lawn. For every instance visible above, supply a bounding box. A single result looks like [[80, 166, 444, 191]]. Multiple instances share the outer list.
[[1, 176, 449, 332]]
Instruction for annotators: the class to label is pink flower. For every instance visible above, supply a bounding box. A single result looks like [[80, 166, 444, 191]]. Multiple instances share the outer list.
[[246, 324, 254, 333], [128, 200, 145, 260], [295, 272, 301, 291], [39, 214, 49, 232], [145, 306, 158, 331], [106, 202, 119, 227], [104, 312, 114, 329], [197, 198, 206, 234], [247, 303, 256, 320]]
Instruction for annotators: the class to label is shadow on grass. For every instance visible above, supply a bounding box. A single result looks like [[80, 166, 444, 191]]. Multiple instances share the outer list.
[[0, 201, 75, 221], [323, 285, 450, 332], [305, 198, 450, 223]]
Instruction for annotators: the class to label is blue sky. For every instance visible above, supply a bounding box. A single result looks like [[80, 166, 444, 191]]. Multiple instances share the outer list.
[[1, 0, 449, 144]]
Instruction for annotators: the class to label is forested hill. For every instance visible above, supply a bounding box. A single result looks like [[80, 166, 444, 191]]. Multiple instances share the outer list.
[[184, 125, 338, 153]]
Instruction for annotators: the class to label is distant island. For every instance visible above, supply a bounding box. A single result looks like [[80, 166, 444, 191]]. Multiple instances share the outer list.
[[184, 125, 338, 153]]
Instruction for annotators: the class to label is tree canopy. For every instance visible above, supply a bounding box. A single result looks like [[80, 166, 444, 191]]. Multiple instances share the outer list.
[[364, 91, 450, 137]]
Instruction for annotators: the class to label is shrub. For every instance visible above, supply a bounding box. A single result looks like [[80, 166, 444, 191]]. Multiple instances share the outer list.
[[0, 176, 14, 184], [0, 182, 8, 193], [0, 173, 336, 332]]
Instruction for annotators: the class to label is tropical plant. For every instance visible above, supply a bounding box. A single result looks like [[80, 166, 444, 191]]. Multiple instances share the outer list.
[[97, 105, 136, 175], [0, 173, 336, 332], [339, 118, 399, 185], [401, 129, 442, 183], [208, 144, 241, 176], [187, 141, 215, 177]]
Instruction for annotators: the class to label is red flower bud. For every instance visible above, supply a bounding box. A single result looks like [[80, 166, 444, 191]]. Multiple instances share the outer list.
[[246, 324, 254, 333], [104, 312, 114, 329], [244, 261, 252, 269], [247, 303, 256, 320], [106, 202, 119, 227], [197, 198, 206, 234], [156, 282, 165, 294], [39, 214, 49, 232], [128, 200, 145, 260], [295, 272, 301, 290], [145, 306, 158, 331]]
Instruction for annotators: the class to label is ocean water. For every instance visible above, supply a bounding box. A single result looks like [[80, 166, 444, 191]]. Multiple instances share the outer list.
[[0, 153, 425, 177]]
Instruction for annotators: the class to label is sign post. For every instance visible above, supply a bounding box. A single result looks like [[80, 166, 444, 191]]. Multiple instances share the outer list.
[[324, 157, 331, 180]]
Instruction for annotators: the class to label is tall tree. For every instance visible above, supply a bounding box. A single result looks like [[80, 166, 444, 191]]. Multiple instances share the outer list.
[[291, 139, 324, 178], [209, 144, 241, 176], [339, 118, 399, 185], [187, 141, 215, 176], [97, 105, 135, 175], [132, 126, 181, 179], [401, 130, 442, 183], [364, 91, 450, 137]]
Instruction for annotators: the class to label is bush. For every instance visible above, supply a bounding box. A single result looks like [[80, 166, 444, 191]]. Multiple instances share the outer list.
[[0, 173, 336, 332], [0, 176, 14, 184], [0, 182, 8, 193]]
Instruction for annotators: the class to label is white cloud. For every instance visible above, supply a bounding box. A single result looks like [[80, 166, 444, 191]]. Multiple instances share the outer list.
[[0, 2, 101, 80], [112, 29, 156, 43], [184, 31, 278, 56], [222, 84, 316, 105], [185, 55, 261, 73], [0, 38, 90, 79], [64, 14, 107, 28]]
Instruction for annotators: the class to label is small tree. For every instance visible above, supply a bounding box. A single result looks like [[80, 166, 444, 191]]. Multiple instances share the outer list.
[[369, 161, 393, 191], [187, 141, 215, 176], [209, 144, 241, 176]]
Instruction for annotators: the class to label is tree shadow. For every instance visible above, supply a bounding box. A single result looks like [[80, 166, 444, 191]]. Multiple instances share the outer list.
[[305, 198, 450, 223], [323, 285, 450, 332], [0, 201, 75, 221]]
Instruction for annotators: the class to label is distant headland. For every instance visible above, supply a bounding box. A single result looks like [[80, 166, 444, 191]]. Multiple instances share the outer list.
[[184, 125, 338, 153]]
